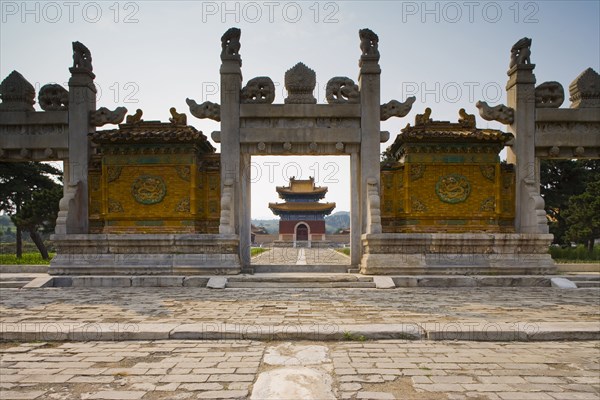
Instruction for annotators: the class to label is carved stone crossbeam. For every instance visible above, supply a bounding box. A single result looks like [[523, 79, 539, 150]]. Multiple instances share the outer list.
[[475, 101, 514, 125], [39, 84, 69, 111], [241, 77, 275, 104], [0, 70, 35, 111], [326, 77, 359, 104], [187, 98, 221, 121], [380, 96, 415, 120], [284, 62, 316, 104], [535, 81, 564, 108], [90, 107, 127, 126], [569, 68, 600, 108]]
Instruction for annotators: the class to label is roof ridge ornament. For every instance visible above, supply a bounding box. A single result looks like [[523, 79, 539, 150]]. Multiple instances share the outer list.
[[284, 62, 316, 104], [569, 67, 600, 108], [0, 70, 36, 111]]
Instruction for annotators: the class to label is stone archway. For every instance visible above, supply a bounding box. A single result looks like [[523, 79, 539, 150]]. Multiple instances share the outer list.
[[211, 28, 397, 269]]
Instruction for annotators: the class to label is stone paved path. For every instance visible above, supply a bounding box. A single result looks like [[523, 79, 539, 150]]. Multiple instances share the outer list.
[[251, 247, 350, 265], [1, 287, 598, 326], [1, 340, 598, 399]]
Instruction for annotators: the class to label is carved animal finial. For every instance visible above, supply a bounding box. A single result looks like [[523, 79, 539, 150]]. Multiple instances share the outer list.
[[535, 82, 564, 108], [169, 107, 187, 125], [72, 41, 93, 72], [38, 84, 69, 111], [326, 77, 360, 104], [415, 108, 432, 125], [359, 28, 379, 59], [186, 98, 221, 121], [380, 97, 416, 120], [241, 77, 275, 104], [569, 68, 600, 108], [458, 108, 476, 128], [221, 27, 241, 60], [0, 70, 36, 111], [90, 106, 127, 126], [509, 37, 532, 68], [126, 109, 143, 124], [476, 101, 514, 125]]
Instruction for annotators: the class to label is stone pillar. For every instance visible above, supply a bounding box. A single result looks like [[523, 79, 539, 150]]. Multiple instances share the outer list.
[[63, 62, 96, 234], [358, 29, 382, 235], [219, 28, 243, 256], [240, 152, 251, 267], [350, 149, 361, 266], [506, 51, 547, 233]]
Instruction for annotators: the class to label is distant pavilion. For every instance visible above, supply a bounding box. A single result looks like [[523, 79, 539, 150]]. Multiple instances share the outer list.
[[269, 177, 335, 247]]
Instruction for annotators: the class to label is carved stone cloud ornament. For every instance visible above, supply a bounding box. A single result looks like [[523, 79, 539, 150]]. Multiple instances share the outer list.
[[380, 97, 416, 120], [241, 77, 275, 104], [476, 101, 514, 125], [39, 84, 69, 111], [90, 107, 128, 126], [326, 77, 359, 104], [535, 82, 564, 108], [187, 98, 221, 121]]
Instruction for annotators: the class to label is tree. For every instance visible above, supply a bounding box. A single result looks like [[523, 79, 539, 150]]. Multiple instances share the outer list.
[[0, 162, 63, 258], [563, 180, 600, 252], [540, 160, 600, 245], [12, 186, 62, 259]]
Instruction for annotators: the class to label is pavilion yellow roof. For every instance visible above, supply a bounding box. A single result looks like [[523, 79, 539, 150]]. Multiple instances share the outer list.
[[275, 177, 328, 195], [268, 202, 336, 212]]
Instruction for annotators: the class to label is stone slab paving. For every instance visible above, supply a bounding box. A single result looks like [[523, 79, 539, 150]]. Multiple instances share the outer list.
[[251, 247, 350, 265], [1, 340, 598, 399], [1, 287, 598, 327]]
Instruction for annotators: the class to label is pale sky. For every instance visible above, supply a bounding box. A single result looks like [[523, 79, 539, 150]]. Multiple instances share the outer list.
[[2, 1, 599, 219]]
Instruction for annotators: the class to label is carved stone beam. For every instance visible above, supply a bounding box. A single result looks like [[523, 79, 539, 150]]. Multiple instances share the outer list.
[[186, 98, 221, 121], [475, 101, 514, 125], [380, 96, 416, 120], [89, 106, 127, 126]]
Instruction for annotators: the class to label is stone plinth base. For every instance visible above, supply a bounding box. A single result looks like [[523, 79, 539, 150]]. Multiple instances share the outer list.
[[50, 234, 241, 275], [360, 233, 556, 275]]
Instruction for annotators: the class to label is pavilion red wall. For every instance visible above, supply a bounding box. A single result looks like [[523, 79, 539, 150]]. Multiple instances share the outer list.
[[279, 220, 326, 235]]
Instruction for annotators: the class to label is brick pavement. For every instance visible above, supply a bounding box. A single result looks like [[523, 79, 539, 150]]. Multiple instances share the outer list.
[[1, 340, 598, 399]]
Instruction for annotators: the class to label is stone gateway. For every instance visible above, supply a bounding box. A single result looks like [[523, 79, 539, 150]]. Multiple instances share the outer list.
[[1, 30, 599, 276]]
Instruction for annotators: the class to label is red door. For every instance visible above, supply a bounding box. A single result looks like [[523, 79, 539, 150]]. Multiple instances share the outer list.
[[296, 224, 308, 241]]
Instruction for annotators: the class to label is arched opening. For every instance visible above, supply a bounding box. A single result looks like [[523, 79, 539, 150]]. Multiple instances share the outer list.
[[296, 223, 309, 241]]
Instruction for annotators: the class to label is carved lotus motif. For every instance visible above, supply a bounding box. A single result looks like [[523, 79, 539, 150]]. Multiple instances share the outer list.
[[0, 70, 35, 111], [284, 62, 317, 104]]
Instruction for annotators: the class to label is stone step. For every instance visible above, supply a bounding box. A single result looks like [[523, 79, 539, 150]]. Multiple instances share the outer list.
[[250, 264, 352, 274], [226, 281, 376, 289], [0, 280, 29, 288], [572, 281, 600, 288], [226, 273, 375, 288]]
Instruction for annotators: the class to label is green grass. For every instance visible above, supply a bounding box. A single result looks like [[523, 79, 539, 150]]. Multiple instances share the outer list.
[[336, 248, 350, 256], [550, 245, 600, 263], [250, 247, 269, 257], [0, 252, 54, 265]]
